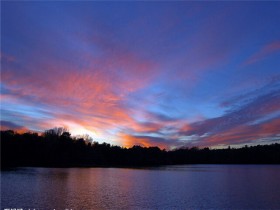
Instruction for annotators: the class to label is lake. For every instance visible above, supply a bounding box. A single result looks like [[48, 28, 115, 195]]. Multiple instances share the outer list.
[[1, 165, 280, 209]]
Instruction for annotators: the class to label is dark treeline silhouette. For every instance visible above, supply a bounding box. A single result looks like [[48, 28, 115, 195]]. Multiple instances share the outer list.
[[1, 128, 280, 168]]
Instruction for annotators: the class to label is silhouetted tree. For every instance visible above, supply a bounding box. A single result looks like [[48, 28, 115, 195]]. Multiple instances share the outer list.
[[1, 128, 280, 168]]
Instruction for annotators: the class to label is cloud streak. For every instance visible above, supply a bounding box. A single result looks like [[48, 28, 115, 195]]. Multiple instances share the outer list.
[[179, 82, 280, 147], [244, 41, 280, 65]]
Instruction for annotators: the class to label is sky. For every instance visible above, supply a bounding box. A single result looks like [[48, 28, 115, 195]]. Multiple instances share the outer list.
[[1, 1, 280, 149]]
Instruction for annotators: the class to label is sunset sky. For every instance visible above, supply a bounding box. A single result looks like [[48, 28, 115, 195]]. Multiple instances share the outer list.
[[1, 1, 280, 149]]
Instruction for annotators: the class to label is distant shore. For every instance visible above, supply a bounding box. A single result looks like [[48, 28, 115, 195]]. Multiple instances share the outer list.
[[2, 129, 280, 168]]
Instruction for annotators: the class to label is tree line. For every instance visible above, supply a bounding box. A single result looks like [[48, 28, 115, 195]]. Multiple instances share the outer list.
[[1, 128, 280, 168]]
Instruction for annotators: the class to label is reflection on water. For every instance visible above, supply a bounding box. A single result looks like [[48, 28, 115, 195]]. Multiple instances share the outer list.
[[2, 165, 280, 209]]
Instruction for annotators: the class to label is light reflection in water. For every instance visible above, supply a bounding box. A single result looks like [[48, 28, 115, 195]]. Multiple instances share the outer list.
[[2, 165, 280, 209]]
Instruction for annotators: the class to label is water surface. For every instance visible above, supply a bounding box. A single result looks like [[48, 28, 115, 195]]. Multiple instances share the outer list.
[[2, 165, 280, 209]]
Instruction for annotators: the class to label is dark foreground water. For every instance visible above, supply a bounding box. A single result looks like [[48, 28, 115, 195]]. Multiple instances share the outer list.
[[1, 165, 280, 209]]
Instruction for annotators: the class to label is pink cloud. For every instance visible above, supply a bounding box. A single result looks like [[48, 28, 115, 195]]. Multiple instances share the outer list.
[[244, 41, 280, 65], [1, 39, 163, 144], [197, 117, 280, 147], [119, 133, 172, 149]]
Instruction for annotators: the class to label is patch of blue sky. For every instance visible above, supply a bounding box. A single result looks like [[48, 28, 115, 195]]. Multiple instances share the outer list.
[[1, 102, 53, 120]]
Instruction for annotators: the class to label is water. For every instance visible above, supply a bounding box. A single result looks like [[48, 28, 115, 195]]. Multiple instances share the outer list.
[[1, 165, 280, 209]]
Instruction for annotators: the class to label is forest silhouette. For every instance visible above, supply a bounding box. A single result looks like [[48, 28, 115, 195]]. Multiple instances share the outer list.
[[1, 127, 280, 168]]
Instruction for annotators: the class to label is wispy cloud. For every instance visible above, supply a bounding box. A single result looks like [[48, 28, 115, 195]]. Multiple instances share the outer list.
[[244, 41, 280, 65], [179, 81, 280, 147]]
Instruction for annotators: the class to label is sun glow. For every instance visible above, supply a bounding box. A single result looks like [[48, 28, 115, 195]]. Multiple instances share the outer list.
[[54, 121, 98, 139], [71, 126, 98, 138]]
